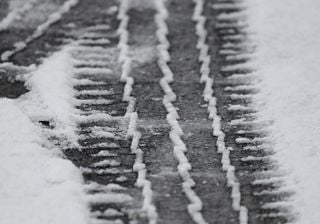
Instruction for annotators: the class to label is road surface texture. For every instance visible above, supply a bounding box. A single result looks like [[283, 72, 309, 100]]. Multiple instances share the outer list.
[[0, 0, 292, 223]]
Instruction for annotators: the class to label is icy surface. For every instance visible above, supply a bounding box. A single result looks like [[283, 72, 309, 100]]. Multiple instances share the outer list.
[[247, 0, 320, 223]]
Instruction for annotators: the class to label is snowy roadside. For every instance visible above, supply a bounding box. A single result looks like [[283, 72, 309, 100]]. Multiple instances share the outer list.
[[0, 47, 89, 224], [246, 0, 320, 223]]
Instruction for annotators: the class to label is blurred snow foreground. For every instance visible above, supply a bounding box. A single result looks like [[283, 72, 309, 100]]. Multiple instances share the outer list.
[[0, 47, 90, 224], [247, 0, 320, 223]]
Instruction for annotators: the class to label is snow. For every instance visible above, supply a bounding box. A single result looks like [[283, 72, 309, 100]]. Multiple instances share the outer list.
[[21, 46, 78, 146], [0, 44, 90, 224], [246, 0, 320, 223], [0, 99, 89, 224], [86, 193, 132, 204]]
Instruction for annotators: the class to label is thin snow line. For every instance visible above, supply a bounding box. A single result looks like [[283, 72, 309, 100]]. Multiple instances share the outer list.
[[154, 1, 207, 223], [1, 0, 79, 61], [117, 1, 158, 223], [0, 0, 39, 31], [192, 0, 248, 223]]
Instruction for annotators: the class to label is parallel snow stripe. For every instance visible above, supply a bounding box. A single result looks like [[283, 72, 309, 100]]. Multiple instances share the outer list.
[[77, 38, 111, 45], [74, 99, 114, 105], [91, 208, 124, 217], [73, 45, 112, 54], [73, 79, 106, 86], [76, 89, 113, 96], [90, 159, 121, 168], [85, 24, 111, 32], [211, 2, 246, 11], [86, 192, 133, 204], [224, 85, 258, 92], [74, 67, 114, 76], [0, 0, 39, 31], [117, 1, 158, 223], [154, 1, 207, 224], [192, 0, 248, 223], [1, 0, 79, 61], [81, 167, 132, 175], [90, 219, 124, 224], [73, 59, 112, 67], [80, 142, 120, 149], [85, 182, 127, 192]]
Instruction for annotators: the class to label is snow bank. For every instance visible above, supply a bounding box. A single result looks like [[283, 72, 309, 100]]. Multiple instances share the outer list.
[[246, 0, 320, 223], [0, 99, 89, 224]]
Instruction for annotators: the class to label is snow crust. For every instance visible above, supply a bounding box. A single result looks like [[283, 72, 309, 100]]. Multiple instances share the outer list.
[[246, 0, 320, 222]]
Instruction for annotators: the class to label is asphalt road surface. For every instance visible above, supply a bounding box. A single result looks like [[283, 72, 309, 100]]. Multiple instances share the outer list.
[[0, 0, 292, 223]]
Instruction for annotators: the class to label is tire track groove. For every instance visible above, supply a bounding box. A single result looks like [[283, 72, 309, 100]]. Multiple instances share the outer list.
[[1, 0, 79, 61], [192, 0, 248, 223], [154, 1, 207, 223], [207, 0, 293, 223], [117, 1, 158, 223], [65, 22, 142, 224]]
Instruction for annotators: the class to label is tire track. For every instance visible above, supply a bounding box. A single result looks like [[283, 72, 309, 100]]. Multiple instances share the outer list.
[[0, 0, 39, 31], [155, 0, 210, 223], [205, 0, 294, 223], [0, 0, 295, 223], [0, 0, 119, 67], [117, 1, 157, 222], [64, 1, 158, 223], [192, 0, 248, 223], [127, 3, 193, 224], [1, 0, 79, 61], [66, 23, 141, 224]]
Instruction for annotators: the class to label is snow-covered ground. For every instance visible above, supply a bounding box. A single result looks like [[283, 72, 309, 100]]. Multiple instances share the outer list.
[[247, 0, 320, 223], [0, 47, 89, 224]]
